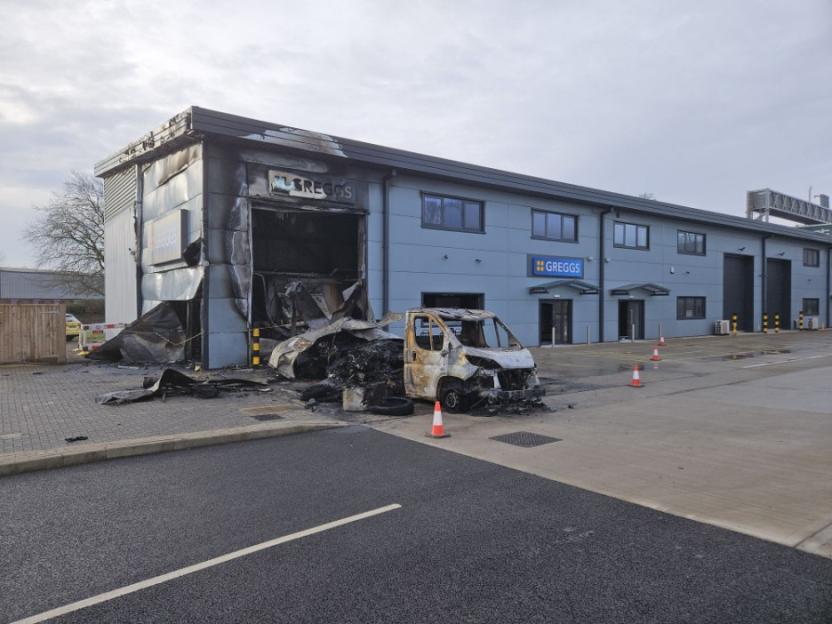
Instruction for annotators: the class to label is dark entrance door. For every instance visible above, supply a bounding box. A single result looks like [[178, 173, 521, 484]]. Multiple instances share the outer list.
[[766, 259, 791, 328], [618, 300, 645, 340], [539, 299, 572, 345], [723, 254, 754, 332]]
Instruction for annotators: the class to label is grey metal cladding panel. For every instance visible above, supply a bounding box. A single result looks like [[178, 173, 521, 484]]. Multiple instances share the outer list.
[[103, 167, 136, 222], [142, 161, 203, 221], [189, 107, 832, 245], [142, 145, 203, 194]]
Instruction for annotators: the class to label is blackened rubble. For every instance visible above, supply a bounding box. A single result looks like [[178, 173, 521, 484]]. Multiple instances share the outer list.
[[88, 303, 186, 364], [96, 368, 272, 405]]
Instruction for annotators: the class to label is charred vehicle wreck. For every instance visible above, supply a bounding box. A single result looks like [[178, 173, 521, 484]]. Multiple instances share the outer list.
[[404, 308, 544, 412]]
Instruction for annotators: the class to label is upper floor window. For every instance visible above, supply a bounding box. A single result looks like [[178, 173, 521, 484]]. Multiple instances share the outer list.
[[803, 248, 820, 267], [422, 194, 484, 233], [614, 221, 649, 250], [531, 209, 578, 242], [677, 230, 706, 256]]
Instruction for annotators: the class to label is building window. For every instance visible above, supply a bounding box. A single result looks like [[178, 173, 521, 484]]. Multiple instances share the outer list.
[[803, 248, 820, 267], [677, 230, 706, 255], [613, 221, 649, 250], [531, 209, 578, 242], [422, 194, 484, 232], [802, 298, 820, 316], [677, 296, 706, 320]]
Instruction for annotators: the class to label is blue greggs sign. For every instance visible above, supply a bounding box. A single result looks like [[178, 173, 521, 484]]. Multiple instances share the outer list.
[[528, 255, 584, 278]]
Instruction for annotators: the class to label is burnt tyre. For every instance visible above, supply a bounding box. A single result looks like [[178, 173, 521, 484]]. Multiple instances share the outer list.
[[439, 380, 470, 413], [367, 397, 414, 416]]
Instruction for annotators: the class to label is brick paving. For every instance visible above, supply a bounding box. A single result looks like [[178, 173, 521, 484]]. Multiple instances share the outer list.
[[0, 360, 329, 456]]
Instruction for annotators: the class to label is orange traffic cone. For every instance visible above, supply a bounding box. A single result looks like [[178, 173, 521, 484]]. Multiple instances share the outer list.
[[650, 347, 662, 362], [657, 336, 666, 347], [630, 363, 643, 388], [428, 401, 450, 438]]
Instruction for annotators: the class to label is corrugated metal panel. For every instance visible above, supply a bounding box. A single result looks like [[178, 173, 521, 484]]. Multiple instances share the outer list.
[[0, 269, 101, 300], [104, 208, 138, 323], [103, 167, 137, 222]]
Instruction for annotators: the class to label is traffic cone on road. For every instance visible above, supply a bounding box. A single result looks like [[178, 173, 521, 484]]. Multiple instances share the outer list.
[[428, 401, 450, 438], [650, 347, 662, 362], [630, 364, 643, 388], [657, 334, 666, 347]]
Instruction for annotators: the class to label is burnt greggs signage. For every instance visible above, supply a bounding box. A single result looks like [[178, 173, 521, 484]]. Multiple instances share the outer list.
[[268, 170, 355, 204]]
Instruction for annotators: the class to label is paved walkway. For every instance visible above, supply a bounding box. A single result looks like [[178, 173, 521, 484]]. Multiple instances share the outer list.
[[0, 361, 335, 457], [376, 331, 832, 559]]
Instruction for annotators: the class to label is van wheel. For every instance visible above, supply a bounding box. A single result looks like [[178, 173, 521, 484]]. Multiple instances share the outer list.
[[440, 380, 470, 413]]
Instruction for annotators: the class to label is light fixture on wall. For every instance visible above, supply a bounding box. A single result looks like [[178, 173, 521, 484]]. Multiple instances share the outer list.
[[442, 254, 448, 260], [777, 251, 785, 257], [475, 258, 482, 263], [738, 246, 746, 252], [586, 256, 594, 262]]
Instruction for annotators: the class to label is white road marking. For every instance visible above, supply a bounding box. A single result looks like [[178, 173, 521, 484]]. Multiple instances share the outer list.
[[741, 353, 831, 368], [10, 503, 402, 624]]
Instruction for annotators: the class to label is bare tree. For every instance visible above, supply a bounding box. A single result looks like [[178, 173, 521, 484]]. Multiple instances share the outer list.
[[25, 171, 105, 296]]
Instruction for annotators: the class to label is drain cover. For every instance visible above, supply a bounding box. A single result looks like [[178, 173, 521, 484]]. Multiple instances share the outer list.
[[490, 431, 561, 448], [250, 414, 284, 422]]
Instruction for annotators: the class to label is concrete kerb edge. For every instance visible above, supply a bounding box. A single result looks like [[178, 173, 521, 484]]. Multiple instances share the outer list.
[[0, 422, 346, 477]]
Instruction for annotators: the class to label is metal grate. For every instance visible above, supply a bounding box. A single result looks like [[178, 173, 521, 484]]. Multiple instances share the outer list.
[[250, 414, 284, 422], [490, 431, 561, 448]]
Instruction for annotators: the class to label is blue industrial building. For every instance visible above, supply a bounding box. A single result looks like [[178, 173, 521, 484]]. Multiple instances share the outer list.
[[98, 107, 831, 368]]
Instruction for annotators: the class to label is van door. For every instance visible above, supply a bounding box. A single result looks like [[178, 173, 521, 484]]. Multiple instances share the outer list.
[[404, 313, 449, 400]]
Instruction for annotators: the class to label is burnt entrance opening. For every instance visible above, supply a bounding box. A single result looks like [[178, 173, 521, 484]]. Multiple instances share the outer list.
[[251, 208, 365, 337]]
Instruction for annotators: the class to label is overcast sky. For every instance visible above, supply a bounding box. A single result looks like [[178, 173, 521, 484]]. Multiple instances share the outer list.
[[1, 0, 830, 266]]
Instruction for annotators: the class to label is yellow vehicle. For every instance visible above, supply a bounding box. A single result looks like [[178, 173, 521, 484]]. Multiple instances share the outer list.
[[65, 313, 82, 341]]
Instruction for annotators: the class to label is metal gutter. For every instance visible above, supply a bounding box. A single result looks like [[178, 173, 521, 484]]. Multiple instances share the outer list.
[[761, 235, 771, 324], [382, 169, 397, 314], [598, 207, 613, 342]]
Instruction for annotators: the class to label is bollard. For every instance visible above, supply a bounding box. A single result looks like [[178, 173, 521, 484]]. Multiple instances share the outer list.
[[251, 327, 261, 367], [631, 323, 636, 343], [799, 310, 804, 331], [775, 313, 780, 334], [731, 313, 738, 336], [551, 326, 556, 347], [587, 326, 591, 344], [762, 313, 768, 334]]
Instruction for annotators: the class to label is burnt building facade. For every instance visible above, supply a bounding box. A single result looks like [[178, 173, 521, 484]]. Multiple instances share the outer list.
[[97, 107, 832, 368]]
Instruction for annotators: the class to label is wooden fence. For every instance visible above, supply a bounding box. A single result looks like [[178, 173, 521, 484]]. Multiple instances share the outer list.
[[0, 302, 66, 364]]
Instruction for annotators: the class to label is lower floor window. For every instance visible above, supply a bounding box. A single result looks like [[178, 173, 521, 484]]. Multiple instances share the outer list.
[[677, 296, 706, 320], [802, 298, 820, 316]]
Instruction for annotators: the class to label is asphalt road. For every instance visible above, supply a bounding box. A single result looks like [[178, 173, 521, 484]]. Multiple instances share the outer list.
[[2, 427, 831, 623]]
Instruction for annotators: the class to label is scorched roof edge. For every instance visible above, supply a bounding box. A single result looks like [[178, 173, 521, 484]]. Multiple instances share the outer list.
[[95, 106, 832, 245]]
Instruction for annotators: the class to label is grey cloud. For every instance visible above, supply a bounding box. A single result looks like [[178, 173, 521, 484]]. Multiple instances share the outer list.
[[0, 0, 830, 266]]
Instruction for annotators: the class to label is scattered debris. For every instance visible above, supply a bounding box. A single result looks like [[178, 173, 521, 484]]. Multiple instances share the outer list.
[[87, 303, 186, 364], [95, 368, 272, 405], [64, 436, 89, 443], [268, 316, 401, 379], [365, 397, 414, 416]]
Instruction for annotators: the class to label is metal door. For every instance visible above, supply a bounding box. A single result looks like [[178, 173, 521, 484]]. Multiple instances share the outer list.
[[766, 259, 791, 328], [403, 313, 449, 400], [619, 300, 645, 339], [539, 300, 572, 344], [723, 254, 754, 331]]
